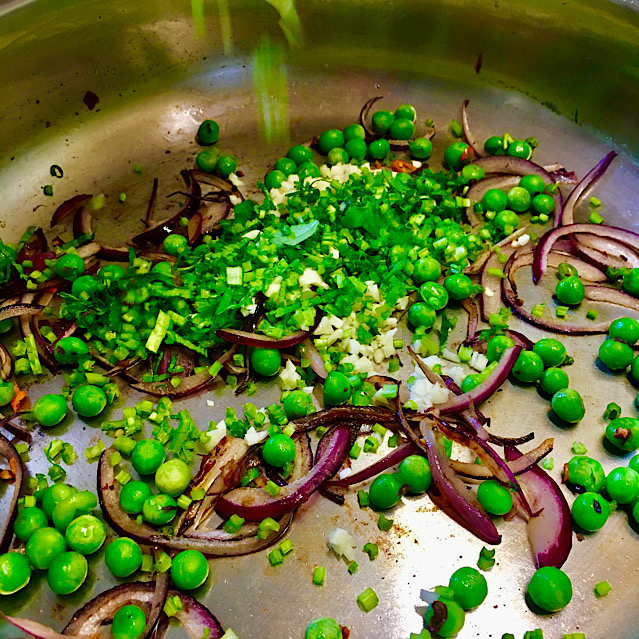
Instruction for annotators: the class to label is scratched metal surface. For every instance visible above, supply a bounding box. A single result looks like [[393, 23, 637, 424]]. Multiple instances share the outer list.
[[0, 1, 639, 638]]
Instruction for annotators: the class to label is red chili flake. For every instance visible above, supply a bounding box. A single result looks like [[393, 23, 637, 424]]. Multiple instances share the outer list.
[[392, 160, 417, 174]]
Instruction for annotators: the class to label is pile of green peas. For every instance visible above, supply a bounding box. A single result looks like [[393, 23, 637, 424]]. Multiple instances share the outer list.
[[0, 483, 104, 596], [491, 334, 585, 424], [567, 453, 639, 532], [367, 454, 432, 510], [554, 262, 585, 307], [483, 133, 537, 161], [479, 173, 556, 239], [421, 565, 488, 637], [195, 118, 238, 179], [599, 316, 639, 373]]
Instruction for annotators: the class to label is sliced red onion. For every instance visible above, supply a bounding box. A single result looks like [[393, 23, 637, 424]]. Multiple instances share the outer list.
[[172, 590, 225, 639], [216, 425, 351, 521], [533, 223, 639, 284], [188, 211, 203, 244], [460, 298, 479, 343], [16, 228, 48, 263], [434, 417, 534, 516], [132, 171, 201, 248], [0, 303, 44, 322], [451, 438, 553, 479], [574, 233, 639, 270], [472, 156, 563, 220], [0, 342, 12, 380], [302, 338, 327, 379], [1, 614, 74, 639], [359, 96, 384, 137], [176, 436, 251, 535], [0, 412, 32, 443], [460, 99, 483, 158], [97, 243, 131, 262], [556, 151, 616, 227], [129, 369, 219, 399], [434, 346, 521, 415], [292, 405, 397, 433], [480, 246, 515, 321], [216, 326, 313, 349], [325, 442, 417, 487], [190, 171, 238, 192], [544, 165, 578, 185], [73, 207, 94, 239], [464, 176, 521, 228], [420, 418, 501, 544], [504, 446, 572, 568], [502, 274, 611, 334], [51, 194, 92, 228], [0, 432, 24, 553], [584, 285, 639, 313], [144, 177, 159, 227]]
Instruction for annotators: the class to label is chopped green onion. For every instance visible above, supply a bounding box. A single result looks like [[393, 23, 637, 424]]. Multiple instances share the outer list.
[[556, 306, 569, 318], [350, 442, 362, 459], [357, 490, 370, 508], [257, 517, 280, 539], [264, 481, 281, 496], [604, 402, 621, 420], [571, 442, 587, 455], [586, 308, 598, 320], [48, 464, 66, 483], [85, 440, 106, 462], [44, 440, 64, 463], [588, 211, 604, 224], [113, 435, 136, 455], [531, 304, 545, 318], [176, 494, 192, 510], [377, 513, 393, 531], [357, 587, 379, 612], [363, 542, 379, 560], [524, 630, 544, 639], [590, 196, 601, 207], [241, 467, 260, 486], [109, 451, 123, 467], [387, 434, 399, 448], [146, 310, 171, 353], [279, 539, 294, 555], [268, 548, 284, 566], [347, 560, 359, 575], [313, 566, 326, 586], [115, 470, 132, 485], [541, 457, 554, 471], [141, 554, 154, 572], [594, 580, 611, 598], [477, 546, 495, 571], [163, 595, 183, 617], [154, 551, 172, 572], [372, 423, 387, 438]]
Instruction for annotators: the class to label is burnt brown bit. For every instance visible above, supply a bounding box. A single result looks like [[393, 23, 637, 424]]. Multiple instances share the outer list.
[[426, 599, 448, 634], [83, 90, 99, 110], [614, 427, 630, 442]]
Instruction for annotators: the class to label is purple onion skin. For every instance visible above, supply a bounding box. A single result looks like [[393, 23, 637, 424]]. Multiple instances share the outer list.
[[0, 432, 24, 553], [504, 446, 572, 569]]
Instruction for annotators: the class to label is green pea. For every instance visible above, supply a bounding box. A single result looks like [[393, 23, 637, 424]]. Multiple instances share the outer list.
[[506, 140, 532, 159], [105, 538, 143, 578], [305, 618, 343, 639], [482, 188, 508, 213], [606, 417, 639, 451], [424, 599, 465, 637], [506, 186, 531, 212], [483, 136, 504, 156], [318, 129, 345, 154], [264, 170, 287, 191], [13, 506, 48, 542], [609, 317, 639, 345], [323, 371, 352, 406], [630, 454, 639, 474], [551, 388, 585, 423], [170, 550, 209, 590], [443, 141, 471, 171], [344, 138, 367, 160], [71, 384, 107, 418], [155, 459, 192, 497], [477, 479, 512, 516], [539, 367, 569, 396], [142, 494, 177, 526], [460, 164, 485, 183], [443, 273, 475, 301], [486, 335, 515, 363], [261, 434, 295, 468], [327, 148, 349, 166], [162, 234, 188, 256], [32, 393, 68, 427], [71, 274, 98, 297], [397, 455, 431, 494], [111, 605, 146, 639], [394, 104, 417, 121], [131, 439, 166, 476], [119, 480, 152, 515], [531, 193, 555, 215], [527, 566, 572, 612], [622, 268, 639, 297], [461, 374, 482, 393], [564, 456, 605, 493], [632, 355, 639, 383], [215, 155, 236, 179], [556, 262, 578, 280], [571, 492, 609, 531], [42, 483, 78, 518], [368, 473, 402, 509], [388, 118, 415, 140], [195, 150, 218, 173], [25, 527, 66, 569], [605, 467, 639, 504], [511, 351, 544, 383], [52, 490, 97, 532], [54, 336, 89, 365], [598, 338, 633, 371], [409, 137, 432, 160], [532, 338, 566, 368], [371, 110, 395, 134], [250, 347, 282, 377], [0, 552, 31, 595], [343, 124, 366, 141], [282, 390, 314, 420], [448, 566, 488, 610], [519, 174, 546, 197], [55, 253, 85, 280], [65, 514, 106, 555], [287, 144, 313, 165], [274, 157, 297, 176], [412, 257, 441, 284], [555, 275, 584, 306], [297, 162, 322, 180], [407, 302, 436, 330], [367, 139, 390, 161], [196, 119, 220, 145], [418, 282, 449, 310], [99, 264, 126, 283], [494, 209, 520, 232]]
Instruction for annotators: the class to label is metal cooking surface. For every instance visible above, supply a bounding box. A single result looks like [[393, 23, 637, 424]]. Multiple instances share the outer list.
[[0, 66, 638, 639]]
